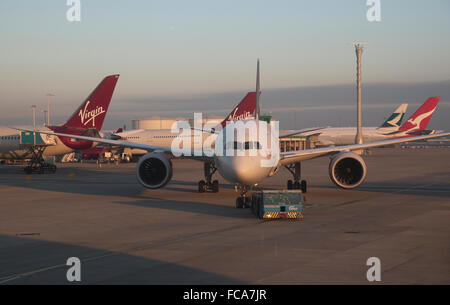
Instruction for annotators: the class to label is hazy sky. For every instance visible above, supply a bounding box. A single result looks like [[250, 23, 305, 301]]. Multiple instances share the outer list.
[[1, 0, 449, 129]]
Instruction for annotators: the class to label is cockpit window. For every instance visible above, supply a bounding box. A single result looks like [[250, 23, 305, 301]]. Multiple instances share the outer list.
[[227, 141, 262, 150], [244, 141, 262, 149]]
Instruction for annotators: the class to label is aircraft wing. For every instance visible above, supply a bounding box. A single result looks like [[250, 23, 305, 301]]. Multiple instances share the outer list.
[[15, 128, 214, 160], [279, 132, 450, 166], [190, 127, 220, 135], [279, 127, 325, 138]]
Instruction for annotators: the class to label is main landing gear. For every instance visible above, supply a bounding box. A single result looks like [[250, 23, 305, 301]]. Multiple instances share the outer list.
[[23, 146, 57, 174], [285, 162, 307, 193], [235, 184, 251, 209], [198, 162, 219, 193]]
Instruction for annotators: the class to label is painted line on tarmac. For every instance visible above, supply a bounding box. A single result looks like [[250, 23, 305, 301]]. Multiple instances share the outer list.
[[0, 252, 117, 284], [0, 219, 270, 284]]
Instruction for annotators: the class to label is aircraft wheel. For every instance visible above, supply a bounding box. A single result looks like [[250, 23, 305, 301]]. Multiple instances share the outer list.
[[244, 197, 252, 208], [38, 166, 45, 174], [293, 181, 300, 190], [235, 197, 244, 209], [198, 180, 206, 193], [287, 180, 293, 190], [301, 180, 307, 193], [212, 180, 219, 193], [48, 164, 57, 174], [256, 198, 262, 219]]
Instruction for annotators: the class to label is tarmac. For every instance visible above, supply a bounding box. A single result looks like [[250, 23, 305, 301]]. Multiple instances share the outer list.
[[0, 148, 449, 284]]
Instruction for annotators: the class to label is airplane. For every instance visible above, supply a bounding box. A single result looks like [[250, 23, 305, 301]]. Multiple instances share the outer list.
[[282, 103, 408, 144], [300, 98, 439, 147], [22, 60, 450, 206], [0, 74, 119, 173], [107, 91, 257, 192], [97, 91, 323, 192], [111, 92, 258, 156]]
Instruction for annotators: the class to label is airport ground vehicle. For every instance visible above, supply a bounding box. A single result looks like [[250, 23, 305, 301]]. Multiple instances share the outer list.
[[82, 147, 107, 160], [82, 147, 133, 164], [250, 190, 304, 219], [20, 131, 57, 174]]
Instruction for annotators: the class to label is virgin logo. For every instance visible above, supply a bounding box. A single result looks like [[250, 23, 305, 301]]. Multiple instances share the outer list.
[[78, 101, 105, 127], [227, 107, 252, 122]]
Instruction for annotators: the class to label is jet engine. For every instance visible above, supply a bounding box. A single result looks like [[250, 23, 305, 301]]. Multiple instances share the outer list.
[[329, 151, 367, 189], [136, 152, 173, 189]]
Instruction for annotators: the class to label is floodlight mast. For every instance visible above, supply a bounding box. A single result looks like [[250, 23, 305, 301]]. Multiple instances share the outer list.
[[46, 93, 55, 126], [352, 42, 367, 145], [31, 105, 37, 129]]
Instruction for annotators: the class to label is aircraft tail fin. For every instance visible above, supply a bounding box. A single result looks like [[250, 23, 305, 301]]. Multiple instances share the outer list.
[[218, 92, 256, 129], [63, 74, 119, 130], [399, 97, 440, 132], [378, 103, 408, 129], [255, 58, 261, 120]]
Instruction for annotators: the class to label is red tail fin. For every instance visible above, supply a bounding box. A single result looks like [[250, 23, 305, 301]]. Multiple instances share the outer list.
[[63, 74, 119, 130], [219, 92, 256, 129], [399, 97, 440, 131]]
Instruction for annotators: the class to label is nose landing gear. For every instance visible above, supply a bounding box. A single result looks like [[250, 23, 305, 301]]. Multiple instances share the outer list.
[[285, 162, 307, 193], [198, 162, 219, 193], [235, 184, 251, 209]]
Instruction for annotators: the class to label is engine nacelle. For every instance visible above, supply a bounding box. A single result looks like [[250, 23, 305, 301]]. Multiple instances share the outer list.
[[329, 151, 367, 189], [136, 152, 173, 189]]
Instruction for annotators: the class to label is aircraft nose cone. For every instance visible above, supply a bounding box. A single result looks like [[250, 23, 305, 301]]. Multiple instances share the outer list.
[[216, 155, 271, 185]]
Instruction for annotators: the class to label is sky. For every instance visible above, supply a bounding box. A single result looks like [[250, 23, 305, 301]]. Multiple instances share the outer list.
[[1, 0, 449, 130]]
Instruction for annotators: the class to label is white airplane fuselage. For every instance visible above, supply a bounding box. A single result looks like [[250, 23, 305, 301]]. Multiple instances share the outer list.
[[307, 126, 405, 147], [115, 125, 313, 156], [115, 129, 219, 155]]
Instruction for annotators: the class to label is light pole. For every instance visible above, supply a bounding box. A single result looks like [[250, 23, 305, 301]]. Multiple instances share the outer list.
[[43, 110, 48, 125], [31, 105, 37, 129], [46, 93, 55, 126], [353, 42, 367, 145]]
